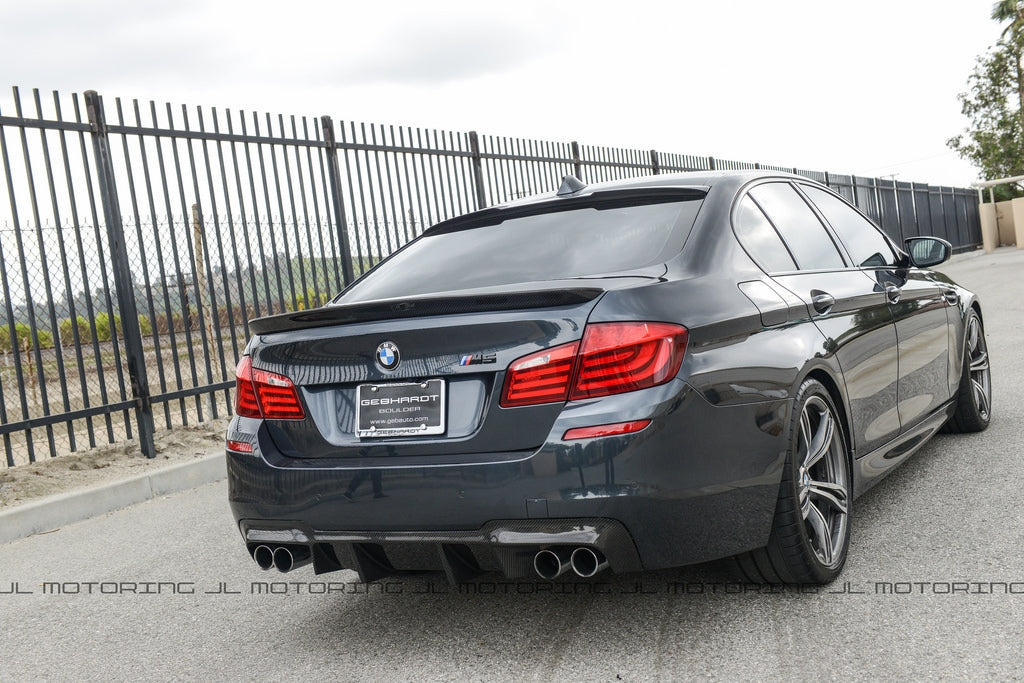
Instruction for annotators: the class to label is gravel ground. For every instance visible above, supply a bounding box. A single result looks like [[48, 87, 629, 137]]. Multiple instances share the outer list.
[[0, 418, 228, 508]]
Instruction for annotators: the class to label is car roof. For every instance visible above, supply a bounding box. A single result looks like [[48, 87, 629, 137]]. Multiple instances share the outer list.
[[422, 170, 829, 240], [498, 169, 810, 207]]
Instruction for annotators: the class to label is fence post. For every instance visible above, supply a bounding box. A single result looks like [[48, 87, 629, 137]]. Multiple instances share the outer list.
[[871, 177, 884, 230], [889, 178, 904, 244], [708, 156, 716, 171], [191, 204, 221, 419], [467, 131, 488, 210], [320, 116, 355, 286], [571, 141, 583, 180], [83, 90, 155, 458], [650, 150, 660, 175]]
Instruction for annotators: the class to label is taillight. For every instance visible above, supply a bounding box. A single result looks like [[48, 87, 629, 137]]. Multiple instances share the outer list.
[[570, 322, 687, 400], [499, 322, 687, 407], [235, 356, 261, 418], [563, 420, 651, 441], [234, 356, 305, 420], [226, 439, 254, 453], [500, 341, 579, 408]]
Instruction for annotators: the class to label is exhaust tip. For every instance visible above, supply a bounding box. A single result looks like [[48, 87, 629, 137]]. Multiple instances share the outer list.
[[273, 546, 296, 573], [272, 545, 312, 573], [534, 548, 571, 580], [253, 545, 274, 571], [570, 547, 609, 578]]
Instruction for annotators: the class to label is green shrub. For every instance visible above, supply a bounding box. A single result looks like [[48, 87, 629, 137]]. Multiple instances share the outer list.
[[94, 312, 122, 342], [36, 329, 53, 349], [59, 316, 93, 345], [0, 323, 54, 352]]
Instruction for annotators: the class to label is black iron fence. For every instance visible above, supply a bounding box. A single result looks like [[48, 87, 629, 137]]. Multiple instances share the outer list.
[[0, 86, 982, 467]]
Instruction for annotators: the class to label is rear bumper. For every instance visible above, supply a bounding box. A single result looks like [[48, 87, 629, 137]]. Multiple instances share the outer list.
[[228, 382, 790, 578]]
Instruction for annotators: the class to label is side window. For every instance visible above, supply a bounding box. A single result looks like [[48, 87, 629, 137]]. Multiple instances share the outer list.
[[734, 196, 797, 273], [801, 186, 898, 268], [748, 183, 846, 270]]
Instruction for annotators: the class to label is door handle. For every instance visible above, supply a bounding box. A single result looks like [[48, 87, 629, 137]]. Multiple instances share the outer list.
[[884, 285, 901, 304], [811, 291, 835, 315], [943, 289, 960, 306]]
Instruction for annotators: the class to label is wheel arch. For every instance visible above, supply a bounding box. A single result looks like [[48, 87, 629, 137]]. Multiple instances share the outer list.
[[957, 297, 984, 364], [802, 367, 854, 462]]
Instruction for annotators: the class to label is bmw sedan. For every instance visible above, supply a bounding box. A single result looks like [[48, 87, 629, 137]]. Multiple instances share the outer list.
[[226, 170, 991, 585]]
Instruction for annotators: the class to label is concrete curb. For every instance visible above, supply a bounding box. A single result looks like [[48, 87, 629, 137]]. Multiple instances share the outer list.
[[0, 454, 226, 545]]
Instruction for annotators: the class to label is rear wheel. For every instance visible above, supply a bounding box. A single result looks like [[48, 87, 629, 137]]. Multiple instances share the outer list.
[[735, 378, 850, 584], [943, 309, 991, 434]]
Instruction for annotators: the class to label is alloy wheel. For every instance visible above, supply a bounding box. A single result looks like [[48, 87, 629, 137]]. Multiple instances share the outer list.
[[966, 314, 992, 421], [797, 395, 849, 568]]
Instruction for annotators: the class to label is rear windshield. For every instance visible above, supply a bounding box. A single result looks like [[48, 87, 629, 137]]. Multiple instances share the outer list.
[[338, 196, 704, 303]]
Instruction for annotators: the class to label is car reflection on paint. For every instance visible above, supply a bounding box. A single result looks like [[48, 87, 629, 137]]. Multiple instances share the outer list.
[[227, 170, 991, 585]]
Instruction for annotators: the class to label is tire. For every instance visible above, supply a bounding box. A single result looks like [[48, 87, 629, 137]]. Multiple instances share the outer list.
[[735, 378, 851, 585], [943, 309, 992, 434]]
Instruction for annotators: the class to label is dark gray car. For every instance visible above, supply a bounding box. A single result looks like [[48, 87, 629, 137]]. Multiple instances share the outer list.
[[226, 170, 991, 585]]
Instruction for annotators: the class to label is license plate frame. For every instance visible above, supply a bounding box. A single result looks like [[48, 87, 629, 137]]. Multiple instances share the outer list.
[[355, 379, 446, 438]]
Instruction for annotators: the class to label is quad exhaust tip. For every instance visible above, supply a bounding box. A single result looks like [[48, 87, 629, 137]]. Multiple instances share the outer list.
[[570, 547, 609, 578], [253, 545, 274, 571], [534, 547, 610, 579], [251, 544, 312, 573], [534, 547, 573, 580]]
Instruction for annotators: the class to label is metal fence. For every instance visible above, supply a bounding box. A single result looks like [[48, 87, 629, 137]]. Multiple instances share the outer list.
[[0, 86, 983, 467]]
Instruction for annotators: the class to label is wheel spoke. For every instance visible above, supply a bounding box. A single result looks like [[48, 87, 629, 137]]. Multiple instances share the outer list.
[[973, 378, 990, 417], [803, 408, 834, 470], [807, 479, 848, 515], [967, 318, 979, 354], [802, 498, 833, 565], [970, 350, 988, 374], [799, 410, 812, 456]]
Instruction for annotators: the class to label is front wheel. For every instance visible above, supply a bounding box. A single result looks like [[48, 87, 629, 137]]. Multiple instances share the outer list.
[[943, 309, 992, 434], [735, 378, 851, 584]]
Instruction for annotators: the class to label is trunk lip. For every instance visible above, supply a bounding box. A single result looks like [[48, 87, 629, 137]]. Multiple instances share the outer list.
[[249, 287, 607, 335]]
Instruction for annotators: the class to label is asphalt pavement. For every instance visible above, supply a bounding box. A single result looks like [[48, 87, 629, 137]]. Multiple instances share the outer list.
[[1, 247, 1022, 680]]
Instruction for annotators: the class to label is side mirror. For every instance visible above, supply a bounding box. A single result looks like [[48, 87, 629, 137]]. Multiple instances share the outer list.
[[903, 237, 951, 268]]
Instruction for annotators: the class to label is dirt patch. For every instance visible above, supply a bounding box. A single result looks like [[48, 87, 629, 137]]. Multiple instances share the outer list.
[[0, 417, 229, 509]]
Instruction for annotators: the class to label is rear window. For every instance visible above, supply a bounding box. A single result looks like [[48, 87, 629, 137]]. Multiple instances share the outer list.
[[338, 196, 703, 303]]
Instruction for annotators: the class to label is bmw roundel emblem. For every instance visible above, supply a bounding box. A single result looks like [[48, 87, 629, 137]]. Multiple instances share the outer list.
[[376, 341, 400, 370]]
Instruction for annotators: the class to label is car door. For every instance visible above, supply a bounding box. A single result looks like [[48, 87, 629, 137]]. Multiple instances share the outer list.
[[736, 181, 901, 456], [799, 185, 952, 430]]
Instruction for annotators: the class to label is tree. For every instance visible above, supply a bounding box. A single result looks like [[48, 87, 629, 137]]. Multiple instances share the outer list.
[[992, 1, 1024, 39], [992, 1, 1024, 125], [948, 2, 1024, 199]]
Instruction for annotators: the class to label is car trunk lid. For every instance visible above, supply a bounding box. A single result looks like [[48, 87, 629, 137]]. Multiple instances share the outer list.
[[248, 281, 647, 459]]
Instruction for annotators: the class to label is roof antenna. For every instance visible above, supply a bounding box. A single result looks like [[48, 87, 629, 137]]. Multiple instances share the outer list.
[[557, 174, 586, 196]]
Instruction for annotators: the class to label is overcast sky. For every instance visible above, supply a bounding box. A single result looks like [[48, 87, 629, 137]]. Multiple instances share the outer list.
[[0, 0, 1003, 187]]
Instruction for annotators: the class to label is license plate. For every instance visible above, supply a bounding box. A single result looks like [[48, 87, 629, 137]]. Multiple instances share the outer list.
[[356, 379, 446, 438]]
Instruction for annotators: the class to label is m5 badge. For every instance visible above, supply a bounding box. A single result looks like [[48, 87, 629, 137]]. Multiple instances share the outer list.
[[459, 353, 496, 366]]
